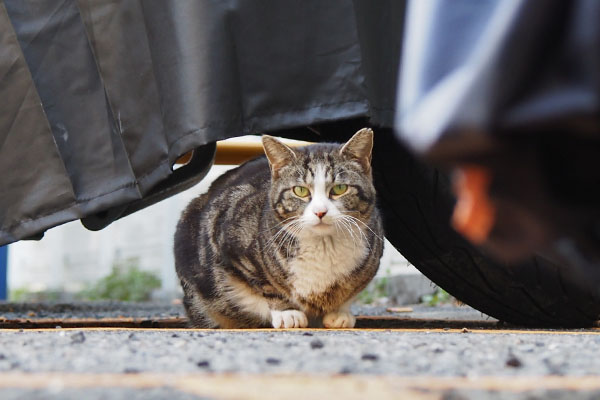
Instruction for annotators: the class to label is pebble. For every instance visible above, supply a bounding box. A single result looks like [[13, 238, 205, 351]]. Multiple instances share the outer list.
[[70, 332, 86, 344], [123, 368, 140, 374], [506, 355, 523, 368], [310, 339, 324, 349], [431, 344, 444, 353], [361, 353, 379, 361]]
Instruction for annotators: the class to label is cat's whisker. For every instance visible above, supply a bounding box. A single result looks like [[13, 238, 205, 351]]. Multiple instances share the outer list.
[[264, 224, 290, 250], [333, 219, 351, 242], [277, 221, 297, 250], [270, 219, 303, 258], [335, 218, 358, 253], [272, 228, 297, 256], [340, 215, 372, 252], [260, 215, 299, 235], [343, 216, 379, 253], [276, 226, 296, 258], [351, 219, 372, 251], [345, 214, 385, 243], [264, 218, 301, 254], [343, 217, 365, 247], [264, 228, 284, 247], [272, 214, 299, 226], [269, 221, 295, 243], [336, 217, 357, 243], [284, 221, 305, 258]]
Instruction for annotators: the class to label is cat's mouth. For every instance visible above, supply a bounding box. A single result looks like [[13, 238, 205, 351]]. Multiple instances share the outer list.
[[309, 221, 334, 234]]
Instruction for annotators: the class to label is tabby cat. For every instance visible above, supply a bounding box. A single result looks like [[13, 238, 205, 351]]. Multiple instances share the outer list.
[[174, 128, 383, 328]]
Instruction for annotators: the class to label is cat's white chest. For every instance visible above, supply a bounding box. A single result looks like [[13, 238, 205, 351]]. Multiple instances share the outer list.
[[288, 232, 367, 298]]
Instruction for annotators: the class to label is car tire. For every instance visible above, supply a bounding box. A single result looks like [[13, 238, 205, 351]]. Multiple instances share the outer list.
[[372, 129, 600, 327]]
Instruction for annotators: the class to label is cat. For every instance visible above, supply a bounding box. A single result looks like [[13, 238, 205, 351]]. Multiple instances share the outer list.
[[174, 128, 383, 328]]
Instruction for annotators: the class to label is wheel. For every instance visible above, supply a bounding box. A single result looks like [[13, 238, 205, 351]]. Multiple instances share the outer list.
[[372, 129, 600, 327]]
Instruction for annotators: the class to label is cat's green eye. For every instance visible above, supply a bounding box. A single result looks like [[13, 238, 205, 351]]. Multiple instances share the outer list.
[[293, 186, 310, 198], [331, 184, 348, 196]]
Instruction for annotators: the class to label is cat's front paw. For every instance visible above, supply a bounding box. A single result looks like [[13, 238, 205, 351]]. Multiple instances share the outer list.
[[323, 311, 356, 328], [271, 310, 308, 329]]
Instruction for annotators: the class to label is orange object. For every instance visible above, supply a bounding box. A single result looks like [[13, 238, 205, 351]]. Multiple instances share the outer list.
[[451, 166, 496, 244], [176, 138, 313, 166], [213, 141, 269, 165]]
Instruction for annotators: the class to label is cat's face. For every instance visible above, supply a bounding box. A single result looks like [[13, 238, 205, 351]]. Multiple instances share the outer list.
[[263, 128, 376, 236]]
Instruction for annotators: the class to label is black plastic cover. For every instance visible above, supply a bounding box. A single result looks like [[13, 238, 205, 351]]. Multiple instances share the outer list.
[[0, 0, 405, 246]]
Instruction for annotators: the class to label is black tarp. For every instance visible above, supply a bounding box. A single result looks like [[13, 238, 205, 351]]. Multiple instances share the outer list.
[[0, 0, 405, 246]]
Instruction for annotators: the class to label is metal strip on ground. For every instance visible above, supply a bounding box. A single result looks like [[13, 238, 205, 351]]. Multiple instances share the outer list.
[[2, 326, 600, 335], [2, 313, 600, 334]]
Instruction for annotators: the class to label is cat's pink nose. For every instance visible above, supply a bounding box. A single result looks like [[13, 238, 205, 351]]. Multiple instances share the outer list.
[[315, 210, 327, 219]]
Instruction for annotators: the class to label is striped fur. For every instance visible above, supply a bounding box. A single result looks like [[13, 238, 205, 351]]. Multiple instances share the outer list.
[[174, 128, 383, 328]]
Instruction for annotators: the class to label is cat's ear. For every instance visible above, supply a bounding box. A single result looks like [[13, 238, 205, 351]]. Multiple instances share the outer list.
[[262, 135, 298, 178], [340, 128, 373, 173]]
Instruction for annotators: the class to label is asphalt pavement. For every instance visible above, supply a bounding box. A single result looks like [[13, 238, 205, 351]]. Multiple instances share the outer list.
[[0, 301, 599, 399]]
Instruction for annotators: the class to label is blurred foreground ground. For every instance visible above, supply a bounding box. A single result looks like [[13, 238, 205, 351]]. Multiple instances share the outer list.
[[1, 301, 600, 399]]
